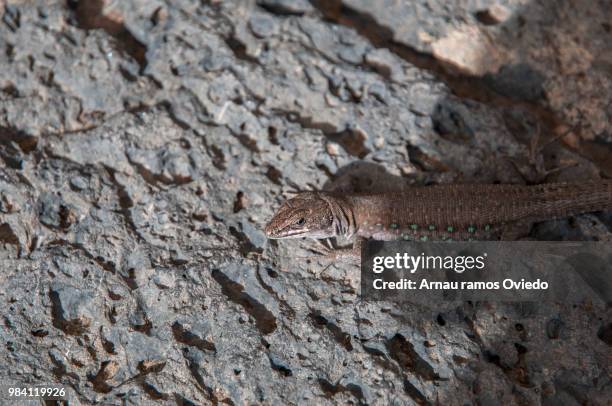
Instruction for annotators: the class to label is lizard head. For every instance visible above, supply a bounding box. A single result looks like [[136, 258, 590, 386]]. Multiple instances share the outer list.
[[264, 192, 337, 239]]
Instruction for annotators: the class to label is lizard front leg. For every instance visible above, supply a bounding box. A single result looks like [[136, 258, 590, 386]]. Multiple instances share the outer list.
[[315, 238, 363, 265], [297, 238, 363, 265]]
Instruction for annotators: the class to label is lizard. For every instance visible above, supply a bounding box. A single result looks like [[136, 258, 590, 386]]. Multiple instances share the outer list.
[[264, 180, 612, 261]]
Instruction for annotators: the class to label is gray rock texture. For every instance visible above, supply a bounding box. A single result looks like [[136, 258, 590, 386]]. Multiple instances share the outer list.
[[0, 0, 610, 405]]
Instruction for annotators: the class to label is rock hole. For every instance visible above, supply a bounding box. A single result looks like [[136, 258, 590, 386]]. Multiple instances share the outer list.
[[386, 334, 437, 380], [0, 125, 38, 153], [265, 166, 282, 185], [325, 128, 370, 158], [268, 126, 279, 145], [211, 269, 277, 335], [514, 343, 528, 354], [233, 191, 246, 213], [309, 312, 352, 351], [235, 131, 260, 152], [474, 9, 501, 26], [31, 328, 48, 337], [597, 323, 612, 346], [142, 381, 168, 400], [229, 226, 261, 255], [70, 0, 147, 71], [483, 350, 501, 366], [208, 144, 226, 170], [172, 321, 217, 352]]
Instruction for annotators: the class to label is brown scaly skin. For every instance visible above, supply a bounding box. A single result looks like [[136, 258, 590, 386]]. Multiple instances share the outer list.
[[264, 181, 612, 260]]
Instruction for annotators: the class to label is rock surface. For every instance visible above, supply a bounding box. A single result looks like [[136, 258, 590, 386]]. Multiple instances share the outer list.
[[0, 0, 610, 405]]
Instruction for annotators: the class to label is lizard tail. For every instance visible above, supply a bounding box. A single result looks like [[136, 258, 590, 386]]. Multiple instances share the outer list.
[[528, 180, 612, 220]]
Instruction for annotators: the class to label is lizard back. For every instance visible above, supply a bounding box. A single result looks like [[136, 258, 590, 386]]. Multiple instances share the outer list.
[[348, 180, 612, 241]]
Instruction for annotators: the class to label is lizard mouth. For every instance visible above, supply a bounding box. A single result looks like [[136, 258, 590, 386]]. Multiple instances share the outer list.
[[264, 227, 306, 239], [264, 222, 308, 239]]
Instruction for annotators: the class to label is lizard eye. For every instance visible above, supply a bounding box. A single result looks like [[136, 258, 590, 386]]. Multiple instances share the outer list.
[[296, 218, 305, 226]]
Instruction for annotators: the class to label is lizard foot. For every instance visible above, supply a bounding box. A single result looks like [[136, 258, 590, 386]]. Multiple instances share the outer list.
[[509, 119, 582, 184], [295, 245, 361, 265]]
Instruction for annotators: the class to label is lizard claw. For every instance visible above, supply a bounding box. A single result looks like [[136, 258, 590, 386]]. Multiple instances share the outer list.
[[295, 249, 336, 262], [509, 115, 584, 184]]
